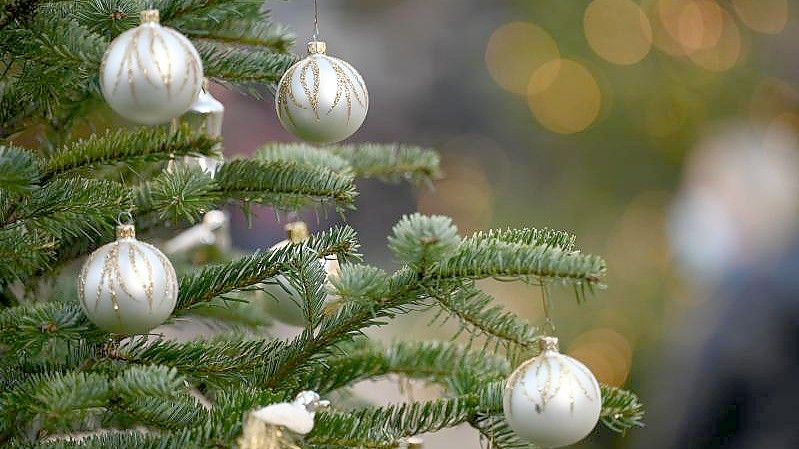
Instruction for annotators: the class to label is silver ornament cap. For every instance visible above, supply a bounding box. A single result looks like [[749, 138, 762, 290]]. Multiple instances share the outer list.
[[78, 222, 178, 335]]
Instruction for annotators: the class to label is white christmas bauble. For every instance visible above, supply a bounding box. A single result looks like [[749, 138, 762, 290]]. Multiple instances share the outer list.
[[261, 222, 340, 326], [78, 224, 178, 334], [100, 9, 203, 125], [503, 337, 602, 448], [276, 41, 368, 144]]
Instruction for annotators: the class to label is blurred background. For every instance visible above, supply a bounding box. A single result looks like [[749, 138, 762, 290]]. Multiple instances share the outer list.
[[211, 1, 799, 447]]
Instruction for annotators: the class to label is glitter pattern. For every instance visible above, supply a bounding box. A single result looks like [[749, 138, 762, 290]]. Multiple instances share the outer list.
[[99, 12, 203, 125], [78, 229, 178, 334], [275, 45, 368, 143]]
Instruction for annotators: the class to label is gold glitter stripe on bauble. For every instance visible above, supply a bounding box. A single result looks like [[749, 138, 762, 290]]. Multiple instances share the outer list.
[[327, 57, 367, 123], [506, 352, 597, 418], [154, 245, 178, 300], [300, 57, 321, 119], [276, 63, 303, 128], [127, 243, 155, 310]]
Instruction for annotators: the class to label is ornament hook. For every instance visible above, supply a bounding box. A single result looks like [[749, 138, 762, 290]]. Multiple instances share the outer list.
[[312, 0, 320, 41], [540, 283, 556, 335], [117, 211, 134, 226]]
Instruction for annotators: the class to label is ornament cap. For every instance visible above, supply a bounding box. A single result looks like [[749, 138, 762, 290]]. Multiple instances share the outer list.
[[538, 336, 559, 353], [140, 9, 160, 24], [285, 221, 310, 243], [116, 224, 136, 240], [307, 41, 327, 55]]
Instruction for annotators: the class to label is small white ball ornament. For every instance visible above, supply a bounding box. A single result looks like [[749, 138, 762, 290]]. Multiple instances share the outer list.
[[78, 222, 178, 334], [261, 222, 340, 326], [100, 9, 203, 125], [276, 41, 368, 144], [503, 337, 602, 448]]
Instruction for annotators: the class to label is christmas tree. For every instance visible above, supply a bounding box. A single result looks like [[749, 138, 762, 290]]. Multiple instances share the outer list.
[[0, 1, 643, 448]]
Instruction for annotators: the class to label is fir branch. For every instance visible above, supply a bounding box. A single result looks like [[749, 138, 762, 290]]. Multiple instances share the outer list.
[[2, 177, 128, 240], [261, 269, 425, 389], [196, 40, 296, 87], [257, 142, 442, 186], [0, 177, 128, 282], [388, 213, 461, 272], [466, 227, 577, 251], [0, 14, 104, 126], [121, 335, 287, 388], [328, 264, 390, 304], [157, 0, 257, 24], [110, 365, 208, 429], [305, 225, 361, 264], [0, 364, 203, 439], [116, 396, 208, 429], [470, 413, 538, 449], [256, 143, 353, 176], [213, 158, 356, 211], [0, 302, 105, 357], [282, 248, 327, 329], [301, 340, 510, 395], [177, 227, 359, 310], [61, 0, 140, 37], [432, 285, 538, 350], [309, 395, 480, 449], [601, 384, 645, 433], [0, 370, 111, 436], [182, 20, 293, 52], [332, 143, 442, 184], [136, 165, 220, 224], [432, 238, 606, 294], [0, 145, 40, 194], [176, 247, 289, 311], [43, 126, 221, 179]]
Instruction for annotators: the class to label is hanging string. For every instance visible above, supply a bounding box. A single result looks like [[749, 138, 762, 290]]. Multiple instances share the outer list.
[[540, 283, 556, 336], [312, 0, 320, 41]]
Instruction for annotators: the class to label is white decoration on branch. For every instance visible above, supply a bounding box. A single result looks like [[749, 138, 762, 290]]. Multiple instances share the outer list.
[[276, 41, 368, 144], [78, 222, 178, 335], [251, 391, 330, 435], [503, 337, 602, 448], [182, 79, 225, 175], [100, 9, 203, 125], [163, 210, 231, 255]]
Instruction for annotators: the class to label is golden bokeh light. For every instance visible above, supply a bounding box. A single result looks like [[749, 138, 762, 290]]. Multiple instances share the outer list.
[[584, 0, 653, 65], [569, 328, 633, 387], [485, 22, 560, 96], [676, 0, 723, 51], [527, 59, 602, 134], [688, 8, 742, 72], [733, 0, 789, 34], [647, 0, 690, 56], [657, 0, 697, 52]]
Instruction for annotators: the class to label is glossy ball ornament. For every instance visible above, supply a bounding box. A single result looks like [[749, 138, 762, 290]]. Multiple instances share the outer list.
[[78, 224, 178, 334], [503, 337, 602, 448], [100, 9, 203, 125], [276, 41, 368, 144], [262, 222, 340, 326]]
